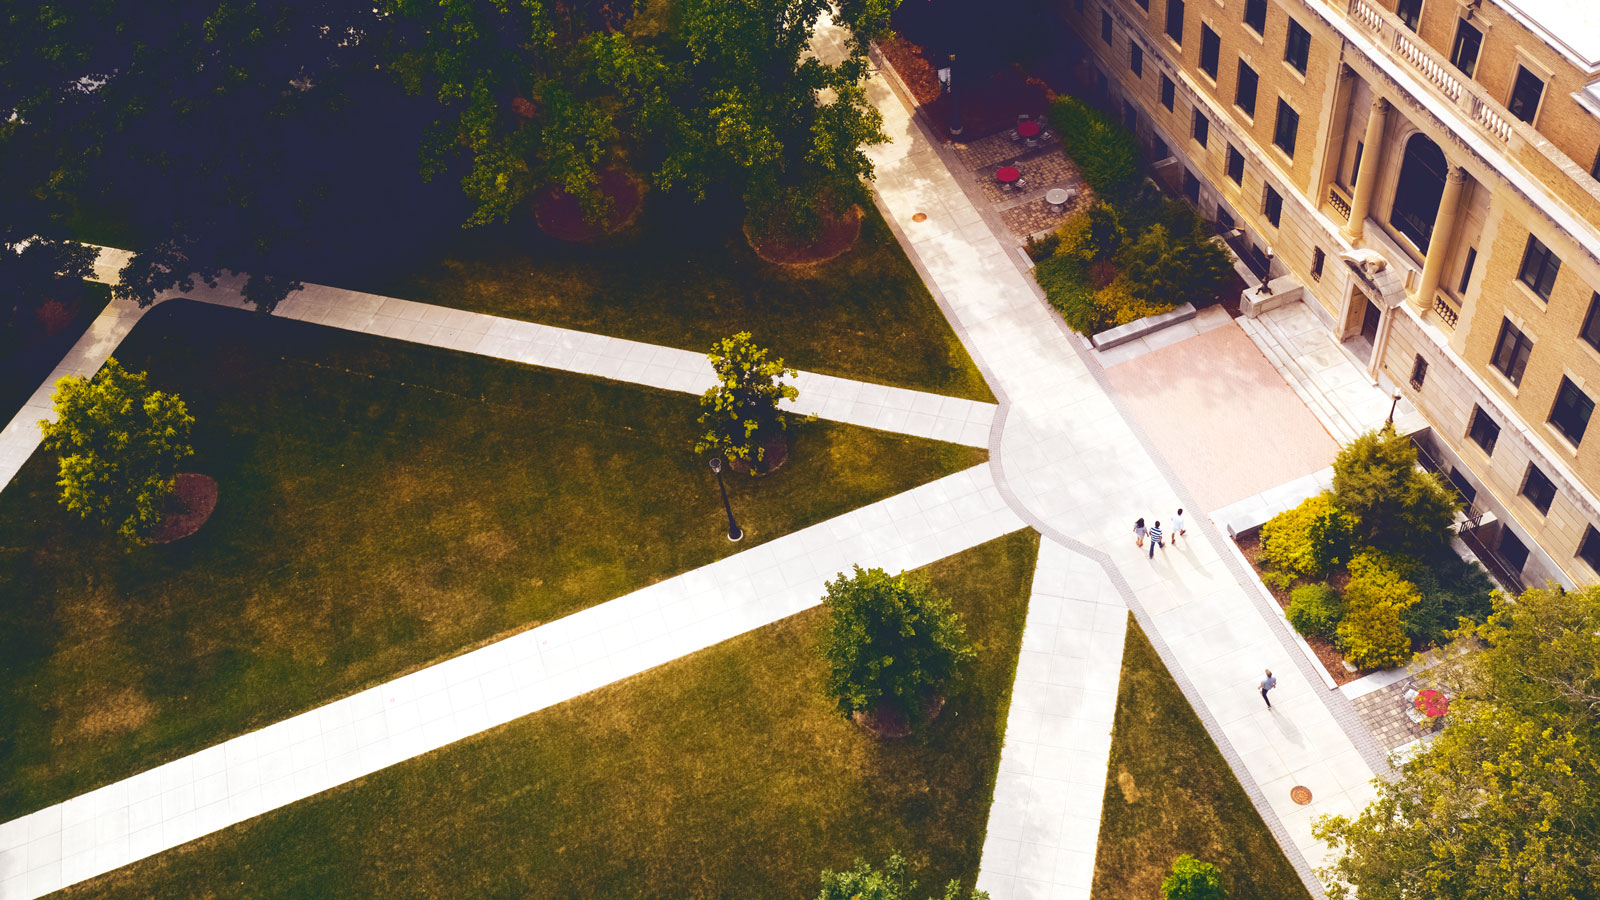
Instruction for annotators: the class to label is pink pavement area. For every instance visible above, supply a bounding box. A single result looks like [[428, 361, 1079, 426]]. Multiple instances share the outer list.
[[1104, 323, 1339, 513]]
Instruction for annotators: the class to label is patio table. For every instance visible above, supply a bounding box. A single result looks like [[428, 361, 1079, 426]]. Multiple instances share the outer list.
[[996, 165, 1021, 184], [1017, 120, 1041, 138]]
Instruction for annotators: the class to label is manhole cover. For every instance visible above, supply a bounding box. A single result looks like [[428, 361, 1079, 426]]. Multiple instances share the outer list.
[[1290, 785, 1313, 805], [911, 212, 927, 222]]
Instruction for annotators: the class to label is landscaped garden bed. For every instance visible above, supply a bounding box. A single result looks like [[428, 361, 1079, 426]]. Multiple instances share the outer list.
[[58, 530, 1039, 900], [0, 299, 989, 821], [1094, 621, 1312, 899], [1027, 97, 1234, 336], [1232, 428, 1494, 682]]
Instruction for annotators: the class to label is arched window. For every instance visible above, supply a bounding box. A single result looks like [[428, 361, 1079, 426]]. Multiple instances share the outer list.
[[1390, 134, 1448, 251]]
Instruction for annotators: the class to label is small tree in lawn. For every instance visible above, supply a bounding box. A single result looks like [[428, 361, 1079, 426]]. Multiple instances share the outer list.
[[39, 358, 194, 543], [1161, 855, 1226, 900], [819, 565, 976, 730], [817, 854, 989, 900], [695, 332, 798, 474]]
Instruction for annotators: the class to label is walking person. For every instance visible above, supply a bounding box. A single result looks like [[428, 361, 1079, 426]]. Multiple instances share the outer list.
[[1259, 669, 1277, 709], [1147, 520, 1164, 559], [1133, 517, 1147, 549], [1171, 508, 1186, 547]]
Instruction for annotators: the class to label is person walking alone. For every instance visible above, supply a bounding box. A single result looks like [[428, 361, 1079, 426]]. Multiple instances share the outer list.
[[1147, 520, 1164, 559], [1172, 508, 1186, 547], [1259, 669, 1277, 709], [1133, 518, 1148, 549]]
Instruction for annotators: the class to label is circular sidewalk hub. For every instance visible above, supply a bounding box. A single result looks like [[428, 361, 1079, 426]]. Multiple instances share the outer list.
[[1290, 785, 1313, 805], [911, 212, 927, 222]]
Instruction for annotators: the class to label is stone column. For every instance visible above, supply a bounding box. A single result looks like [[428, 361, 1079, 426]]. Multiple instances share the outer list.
[[1410, 165, 1468, 313], [1342, 97, 1390, 241]]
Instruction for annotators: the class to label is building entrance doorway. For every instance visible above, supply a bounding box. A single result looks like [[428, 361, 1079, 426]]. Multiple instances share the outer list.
[[1360, 296, 1383, 343]]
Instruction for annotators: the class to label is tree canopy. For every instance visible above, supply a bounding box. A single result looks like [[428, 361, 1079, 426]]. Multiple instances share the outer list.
[[1315, 584, 1600, 900], [38, 357, 195, 543]]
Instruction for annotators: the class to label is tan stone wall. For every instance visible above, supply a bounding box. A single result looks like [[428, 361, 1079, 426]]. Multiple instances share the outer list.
[[1458, 196, 1600, 490], [1064, 0, 1349, 313], [1379, 0, 1600, 199]]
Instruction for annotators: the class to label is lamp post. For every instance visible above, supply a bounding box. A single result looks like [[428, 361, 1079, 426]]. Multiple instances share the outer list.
[[709, 457, 743, 542], [1386, 388, 1403, 427]]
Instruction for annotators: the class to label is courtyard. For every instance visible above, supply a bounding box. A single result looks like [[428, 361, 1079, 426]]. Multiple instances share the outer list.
[[1, 4, 1525, 900]]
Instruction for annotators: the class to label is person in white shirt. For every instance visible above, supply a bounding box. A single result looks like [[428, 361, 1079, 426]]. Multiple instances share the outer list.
[[1171, 508, 1186, 546]]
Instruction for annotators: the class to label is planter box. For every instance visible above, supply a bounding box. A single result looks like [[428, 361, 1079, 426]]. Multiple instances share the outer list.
[[1089, 302, 1197, 349]]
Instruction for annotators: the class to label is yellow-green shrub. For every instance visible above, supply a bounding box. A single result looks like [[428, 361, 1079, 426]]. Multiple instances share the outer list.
[[1336, 550, 1419, 670], [1258, 492, 1356, 588]]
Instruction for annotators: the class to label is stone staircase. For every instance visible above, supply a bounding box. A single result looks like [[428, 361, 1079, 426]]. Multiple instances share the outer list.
[[1235, 307, 1376, 445]]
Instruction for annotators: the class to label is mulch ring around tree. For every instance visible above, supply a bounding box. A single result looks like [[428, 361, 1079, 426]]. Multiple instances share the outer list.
[[853, 694, 946, 739], [726, 433, 790, 476], [534, 169, 644, 242], [744, 205, 863, 267], [151, 473, 218, 544]]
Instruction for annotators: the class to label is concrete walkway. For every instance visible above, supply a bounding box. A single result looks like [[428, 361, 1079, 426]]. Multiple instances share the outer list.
[[861, 44, 1382, 897], [0, 464, 1024, 898]]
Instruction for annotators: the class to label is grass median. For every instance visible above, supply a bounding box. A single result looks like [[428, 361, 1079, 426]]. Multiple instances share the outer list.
[[64, 530, 1039, 900], [0, 299, 988, 820]]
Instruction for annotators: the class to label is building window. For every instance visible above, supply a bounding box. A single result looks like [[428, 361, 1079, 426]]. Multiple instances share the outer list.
[[1591, 148, 1600, 182], [1458, 246, 1477, 294], [1582, 294, 1600, 352], [1235, 60, 1259, 117], [1096, 69, 1109, 100], [1389, 133, 1447, 252], [1263, 184, 1283, 226], [1518, 235, 1561, 301], [1499, 529, 1529, 573], [1491, 318, 1533, 386], [1450, 19, 1482, 77], [1350, 141, 1364, 188], [1520, 464, 1558, 515], [1192, 109, 1209, 147], [1226, 144, 1245, 183], [1152, 135, 1169, 160], [1200, 26, 1221, 78], [1448, 467, 1477, 505], [1124, 100, 1139, 131], [1244, 0, 1267, 34], [1408, 352, 1427, 388], [1577, 525, 1600, 573], [1468, 405, 1500, 455], [1102, 10, 1114, 44], [1131, 42, 1144, 77], [1507, 65, 1546, 124], [1284, 19, 1310, 73], [1312, 247, 1326, 281], [1136, 0, 1149, 9], [1272, 99, 1299, 158], [1550, 377, 1595, 446], [1166, 0, 1185, 43], [1183, 169, 1201, 204], [1396, 0, 1422, 31], [1074, 0, 1084, 13], [1161, 74, 1176, 110]]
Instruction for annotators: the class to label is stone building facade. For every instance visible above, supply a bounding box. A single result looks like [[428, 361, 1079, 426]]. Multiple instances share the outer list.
[[1061, 0, 1600, 589]]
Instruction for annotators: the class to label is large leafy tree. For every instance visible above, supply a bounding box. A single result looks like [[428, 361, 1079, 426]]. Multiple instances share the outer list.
[[819, 565, 976, 728], [652, 0, 890, 239], [39, 358, 195, 543], [0, 0, 392, 312], [1315, 584, 1600, 900], [1331, 426, 1459, 555], [385, 0, 671, 227]]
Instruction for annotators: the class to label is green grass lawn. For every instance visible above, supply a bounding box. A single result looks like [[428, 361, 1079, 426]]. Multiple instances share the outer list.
[[0, 282, 113, 425], [1092, 621, 1312, 900], [366, 198, 994, 402], [0, 300, 987, 821], [62, 529, 1039, 900]]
